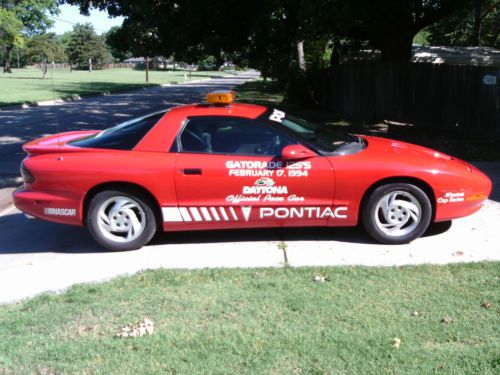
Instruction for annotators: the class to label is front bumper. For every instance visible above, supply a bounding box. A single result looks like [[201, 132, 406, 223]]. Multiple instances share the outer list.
[[434, 165, 492, 222]]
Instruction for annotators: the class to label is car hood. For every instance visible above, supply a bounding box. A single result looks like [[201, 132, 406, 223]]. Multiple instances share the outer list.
[[359, 135, 472, 173]]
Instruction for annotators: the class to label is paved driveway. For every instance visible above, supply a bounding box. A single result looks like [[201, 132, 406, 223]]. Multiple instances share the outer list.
[[0, 197, 499, 304], [0, 72, 498, 304], [0, 72, 259, 188]]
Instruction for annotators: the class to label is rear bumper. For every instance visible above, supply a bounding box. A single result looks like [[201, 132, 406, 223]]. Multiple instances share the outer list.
[[13, 188, 84, 226]]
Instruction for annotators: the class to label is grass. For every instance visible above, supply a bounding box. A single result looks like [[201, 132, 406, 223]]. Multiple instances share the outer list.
[[0, 263, 498, 374], [0, 68, 232, 106], [236, 80, 500, 161]]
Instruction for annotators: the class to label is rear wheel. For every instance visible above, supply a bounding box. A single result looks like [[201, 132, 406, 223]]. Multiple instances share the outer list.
[[87, 190, 157, 251], [362, 183, 432, 244]]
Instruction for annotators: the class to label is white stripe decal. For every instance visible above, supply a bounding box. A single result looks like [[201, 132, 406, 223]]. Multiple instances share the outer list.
[[219, 207, 230, 221], [200, 207, 212, 221], [210, 207, 220, 221], [189, 207, 203, 222], [167, 206, 245, 222], [179, 207, 192, 222], [229, 207, 238, 221], [162, 207, 183, 222]]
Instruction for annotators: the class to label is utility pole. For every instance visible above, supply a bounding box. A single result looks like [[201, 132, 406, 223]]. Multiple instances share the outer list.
[[146, 56, 149, 82]]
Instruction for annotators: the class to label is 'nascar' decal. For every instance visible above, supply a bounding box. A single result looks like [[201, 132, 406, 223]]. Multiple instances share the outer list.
[[162, 206, 348, 223], [44, 208, 77, 216]]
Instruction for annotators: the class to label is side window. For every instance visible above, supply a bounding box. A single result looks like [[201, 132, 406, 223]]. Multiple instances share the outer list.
[[178, 116, 297, 156]]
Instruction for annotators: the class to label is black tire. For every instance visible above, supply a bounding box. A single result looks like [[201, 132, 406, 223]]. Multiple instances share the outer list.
[[361, 183, 432, 244], [86, 189, 157, 251]]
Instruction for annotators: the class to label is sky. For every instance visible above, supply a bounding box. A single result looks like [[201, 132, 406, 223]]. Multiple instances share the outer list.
[[48, 4, 124, 35]]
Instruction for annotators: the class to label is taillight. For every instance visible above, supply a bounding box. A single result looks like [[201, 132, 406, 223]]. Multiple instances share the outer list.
[[20, 162, 35, 183]]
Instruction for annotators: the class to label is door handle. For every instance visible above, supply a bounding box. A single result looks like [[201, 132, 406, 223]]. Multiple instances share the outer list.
[[182, 168, 202, 175]]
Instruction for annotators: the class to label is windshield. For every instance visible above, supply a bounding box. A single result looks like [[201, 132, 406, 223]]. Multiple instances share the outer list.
[[70, 110, 167, 150], [258, 109, 358, 152]]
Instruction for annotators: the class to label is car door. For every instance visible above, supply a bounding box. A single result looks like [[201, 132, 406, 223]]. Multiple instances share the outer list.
[[169, 116, 335, 229]]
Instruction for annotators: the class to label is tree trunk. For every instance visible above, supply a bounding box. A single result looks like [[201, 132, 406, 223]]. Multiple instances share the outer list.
[[42, 59, 48, 79], [472, 0, 482, 46], [374, 32, 415, 62], [296, 40, 306, 73], [2, 44, 12, 73], [215, 54, 225, 71], [16, 47, 20, 69], [329, 38, 342, 68]]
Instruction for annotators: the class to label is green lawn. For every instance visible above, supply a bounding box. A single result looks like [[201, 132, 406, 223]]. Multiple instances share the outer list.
[[0, 68, 231, 106], [0, 263, 498, 374], [236, 80, 500, 161]]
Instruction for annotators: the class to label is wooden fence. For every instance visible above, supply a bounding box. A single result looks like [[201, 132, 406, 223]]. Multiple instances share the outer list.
[[320, 62, 499, 135]]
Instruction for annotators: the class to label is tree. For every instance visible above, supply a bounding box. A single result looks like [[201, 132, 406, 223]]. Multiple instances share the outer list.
[[25, 33, 66, 63], [61, 0, 476, 97], [24, 33, 67, 77], [105, 25, 132, 62], [426, 0, 499, 48], [0, 7, 23, 72], [0, 0, 59, 72], [66, 23, 112, 70], [312, 0, 472, 61]]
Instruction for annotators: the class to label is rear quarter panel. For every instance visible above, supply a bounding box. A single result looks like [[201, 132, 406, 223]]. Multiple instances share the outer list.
[[24, 150, 178, 224]]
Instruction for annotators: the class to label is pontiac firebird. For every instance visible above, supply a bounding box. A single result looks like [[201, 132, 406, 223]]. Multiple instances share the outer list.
[[13, 91, 492, 251]]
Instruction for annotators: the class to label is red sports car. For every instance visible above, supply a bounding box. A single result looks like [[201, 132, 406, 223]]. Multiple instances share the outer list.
[[13, 91, 492, 250]]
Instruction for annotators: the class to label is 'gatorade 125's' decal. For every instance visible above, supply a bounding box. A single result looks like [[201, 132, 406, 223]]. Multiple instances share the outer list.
[[226, 160, 311, 178]]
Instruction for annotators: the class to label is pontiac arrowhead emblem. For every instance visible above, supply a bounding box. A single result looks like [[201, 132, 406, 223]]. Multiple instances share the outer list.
[[241, 206, 252, 222]]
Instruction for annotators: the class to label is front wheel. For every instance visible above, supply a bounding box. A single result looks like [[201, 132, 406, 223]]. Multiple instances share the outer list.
[[362, 183, 432, 244], [87, 190, 157, 251]]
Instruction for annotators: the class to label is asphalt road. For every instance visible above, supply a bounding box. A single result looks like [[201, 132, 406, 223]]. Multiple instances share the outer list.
[[0, 71, 499, 304], [0, 71, 259, 189]]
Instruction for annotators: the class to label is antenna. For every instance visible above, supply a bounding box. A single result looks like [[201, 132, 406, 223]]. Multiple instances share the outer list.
[[50, 63, 63, 161]]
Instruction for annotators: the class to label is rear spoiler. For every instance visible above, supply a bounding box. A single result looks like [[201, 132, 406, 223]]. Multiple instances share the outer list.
[[23, 130, 99, 155]]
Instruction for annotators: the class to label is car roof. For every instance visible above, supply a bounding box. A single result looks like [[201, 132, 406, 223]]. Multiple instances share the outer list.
[[168, 102, 268, 119], [134, 102, 270, 152]]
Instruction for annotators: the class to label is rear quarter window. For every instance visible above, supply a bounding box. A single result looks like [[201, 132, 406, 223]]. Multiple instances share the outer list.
[[71, 111, 166, 150]]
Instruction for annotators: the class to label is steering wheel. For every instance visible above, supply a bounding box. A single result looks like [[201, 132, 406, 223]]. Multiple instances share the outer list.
[[254, 142, 272, 155]]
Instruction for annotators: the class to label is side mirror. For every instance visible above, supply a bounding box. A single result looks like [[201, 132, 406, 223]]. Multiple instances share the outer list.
[[281, 144, 317, 161]]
